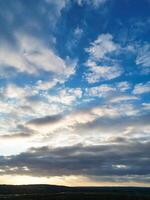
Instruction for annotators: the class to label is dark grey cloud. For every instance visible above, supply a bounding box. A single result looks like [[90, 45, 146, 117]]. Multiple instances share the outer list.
[[0, 133, 31, 139], [0, 125, 36, 139], [27, 114, 63, 126], [0, 141, 149, 183], [25, 108, 150, 145], [75, 113, 150, 134]]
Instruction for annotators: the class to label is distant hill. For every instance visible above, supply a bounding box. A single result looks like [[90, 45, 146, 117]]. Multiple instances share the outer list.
[[0, 185, 149, 200]]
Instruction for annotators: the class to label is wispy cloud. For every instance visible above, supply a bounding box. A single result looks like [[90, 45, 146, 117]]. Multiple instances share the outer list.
[[76, 0, 108, 8], [136, 43, 150, 74]]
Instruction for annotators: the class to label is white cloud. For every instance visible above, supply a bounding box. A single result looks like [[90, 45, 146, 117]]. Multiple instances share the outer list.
[[85, 61, 122, 83], [85, 82, 138, 104], [86, 34, 119, 61], [87, 84, 115, 97], [116, 81, 131, 92], [136, 44, 150, 68], [4, 84, 26, 99], [142, 103, 150, 111], [35, 79, 61, 91], [43, 0, 70, 27], [74, 27, 83, 39], [0, 83, 66, 126], [48, 87, 82, 105], [133, 82, 150, 94], [85, 34, 122, 83], [0, 33, 76, 81], [91, 104, 138, 118], [2, 84, 39, 101], [110, 95, 138, 103], [45, 0, 68, 13], [76, 0, 107, 7]]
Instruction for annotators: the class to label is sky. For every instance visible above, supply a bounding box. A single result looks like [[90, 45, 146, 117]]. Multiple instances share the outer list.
[[0, 0, 150, 186]]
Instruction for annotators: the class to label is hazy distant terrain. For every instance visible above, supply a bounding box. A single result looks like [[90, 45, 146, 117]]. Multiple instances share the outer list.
[[0, 185, 149, 200]]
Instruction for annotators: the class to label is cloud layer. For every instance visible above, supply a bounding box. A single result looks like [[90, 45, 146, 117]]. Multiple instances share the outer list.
[[0, 0, 149, 186]]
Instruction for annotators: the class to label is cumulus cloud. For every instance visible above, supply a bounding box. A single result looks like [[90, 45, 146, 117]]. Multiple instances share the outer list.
[[133, 82, 150, 94], [116, 81, 131, 92], [85, 82, 135, 102], [84, 34, 122, 83], [35, 79, 61, 91], [85, 61, 122, 83], [86, 84, 115, 97], [0, 33, 76, 79], [86, 34, 119, 61], [47, 88, 82, 105]]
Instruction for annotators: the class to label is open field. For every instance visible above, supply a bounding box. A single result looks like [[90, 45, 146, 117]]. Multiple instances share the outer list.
[[0, 185, 149, 200]]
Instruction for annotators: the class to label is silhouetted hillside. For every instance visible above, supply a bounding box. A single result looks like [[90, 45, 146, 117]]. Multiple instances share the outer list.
[[0, 185, 149, 199]]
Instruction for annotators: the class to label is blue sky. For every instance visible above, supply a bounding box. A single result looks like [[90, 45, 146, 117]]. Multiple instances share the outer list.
[[0, 0, 150, 186]]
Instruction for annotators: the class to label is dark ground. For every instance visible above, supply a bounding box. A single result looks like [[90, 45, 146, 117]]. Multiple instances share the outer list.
[[0, 185, 149, 200]]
